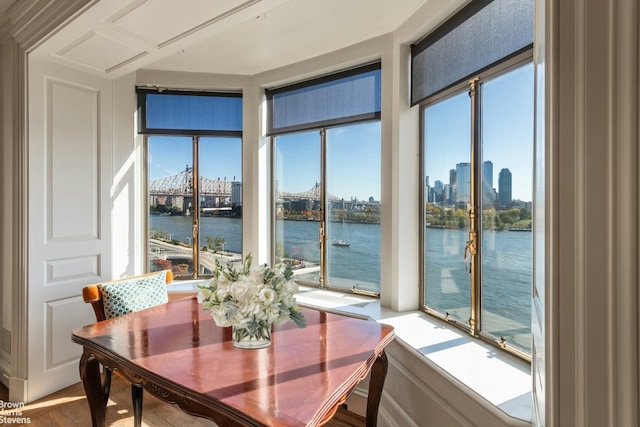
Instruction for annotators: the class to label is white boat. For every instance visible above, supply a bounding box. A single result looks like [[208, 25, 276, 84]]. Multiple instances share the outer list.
[[332, 218, 351, 247]]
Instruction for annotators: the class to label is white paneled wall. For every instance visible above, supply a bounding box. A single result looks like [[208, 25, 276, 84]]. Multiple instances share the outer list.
[[26, 56, 112, 401]]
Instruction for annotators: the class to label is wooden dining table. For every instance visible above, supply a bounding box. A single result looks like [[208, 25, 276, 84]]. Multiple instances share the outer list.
[[71, 297, 394, 426]]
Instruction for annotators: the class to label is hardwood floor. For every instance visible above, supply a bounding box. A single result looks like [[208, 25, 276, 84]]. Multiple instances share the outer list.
[[0, 376, 364, 426]]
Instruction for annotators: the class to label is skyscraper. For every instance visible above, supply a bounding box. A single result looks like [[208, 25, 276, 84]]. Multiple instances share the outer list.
[[483, 161, 494, 206], [434, 180, 444, 202], [449, 169, 456, 204], [449, 169, 456, 187], [498, 168, 512, 208], [455, 162, 471, 204]]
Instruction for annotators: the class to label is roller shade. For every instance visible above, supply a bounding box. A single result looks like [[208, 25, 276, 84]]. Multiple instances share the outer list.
[[411, 0, 533, 105], [137, 89, 242, 135], [266, 63, 381, 135]]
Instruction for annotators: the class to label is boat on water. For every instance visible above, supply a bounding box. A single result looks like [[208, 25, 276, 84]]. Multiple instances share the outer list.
[[332, 218, 351, 247]]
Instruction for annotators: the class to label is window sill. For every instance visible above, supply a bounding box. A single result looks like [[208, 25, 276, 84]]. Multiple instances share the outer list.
[[294, 286, 532, 424], [167, 282, 532, 424]]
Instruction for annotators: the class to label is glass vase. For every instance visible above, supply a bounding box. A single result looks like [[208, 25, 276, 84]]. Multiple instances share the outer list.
[[232, 323, 272, 349]]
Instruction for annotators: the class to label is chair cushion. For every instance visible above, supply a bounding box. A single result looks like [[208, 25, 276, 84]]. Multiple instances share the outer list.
[[99, 270, 169, 319]]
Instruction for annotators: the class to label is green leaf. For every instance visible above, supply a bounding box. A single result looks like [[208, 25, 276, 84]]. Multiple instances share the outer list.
[[243, 253, 252, 274], [290, 309, 306, 328]]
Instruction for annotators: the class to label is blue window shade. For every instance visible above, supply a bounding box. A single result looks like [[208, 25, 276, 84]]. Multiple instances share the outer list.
[[266, 63, 381, 135], [411, 0, 533, 105], [138, 91, 242, 134]]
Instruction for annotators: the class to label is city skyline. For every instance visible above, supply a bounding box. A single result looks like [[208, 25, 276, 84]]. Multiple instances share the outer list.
[[426, 160, 528, 206], [148, 64, 532, 204], [424, 63, 534, 202]]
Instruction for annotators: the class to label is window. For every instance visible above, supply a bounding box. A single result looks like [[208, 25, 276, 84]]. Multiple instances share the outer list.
[[414, 0, 534, 358], [421, 62, 534, 358], [267, 64, 382, 295], [138, 89, 243, 278]]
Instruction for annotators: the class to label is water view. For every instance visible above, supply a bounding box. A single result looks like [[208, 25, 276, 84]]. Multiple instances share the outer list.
[[150, 215, 531, 352]]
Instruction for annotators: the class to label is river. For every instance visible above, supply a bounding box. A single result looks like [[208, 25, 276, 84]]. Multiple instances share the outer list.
[[150, 215, 531, 351]]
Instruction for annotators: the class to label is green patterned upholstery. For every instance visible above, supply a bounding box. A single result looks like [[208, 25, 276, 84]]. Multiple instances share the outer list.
[[99, 270, 169, 319]]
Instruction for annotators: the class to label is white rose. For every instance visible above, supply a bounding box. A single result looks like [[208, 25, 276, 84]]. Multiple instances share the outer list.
[[259, 288, 275, 305], [215, 287, 228, 301], [230, 280, 251, 302], [245, 300, 262, 317], [212, 310, 231, 327]]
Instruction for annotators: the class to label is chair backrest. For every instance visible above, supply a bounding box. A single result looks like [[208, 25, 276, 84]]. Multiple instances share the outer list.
[[82, 270, 174, 322]]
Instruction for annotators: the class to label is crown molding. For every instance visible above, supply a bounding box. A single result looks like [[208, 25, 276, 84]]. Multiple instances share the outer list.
[[5, 0, 28, 17], [0, 0, 29, 37], [1, 0, 93, 48]]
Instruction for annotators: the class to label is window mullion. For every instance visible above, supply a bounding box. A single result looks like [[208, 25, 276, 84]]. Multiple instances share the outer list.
[[468, 79, 482, 336], [192, 136, 200, 279], [319, 128, 327, 288]]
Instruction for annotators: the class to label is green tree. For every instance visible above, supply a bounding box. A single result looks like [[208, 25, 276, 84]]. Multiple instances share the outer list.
[[214, 236, 226, 253], [205, 235, 215, 251]]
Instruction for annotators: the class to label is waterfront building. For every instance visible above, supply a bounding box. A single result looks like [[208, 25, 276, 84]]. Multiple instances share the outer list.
[[498, 168, 513, 208], [231, 181, 242, 207], [455, 162, 471, 204], [434, 180, 443, 203]]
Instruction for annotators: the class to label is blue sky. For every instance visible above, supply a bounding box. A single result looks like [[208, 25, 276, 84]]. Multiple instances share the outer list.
[[149, 123, 382, 202], [425, 63, 534, 201], [149, 136, 242, 184], [273, 122, 381, 201], [149, 62, 533, 203]]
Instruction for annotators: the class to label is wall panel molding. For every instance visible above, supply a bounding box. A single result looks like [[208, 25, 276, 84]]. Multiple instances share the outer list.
[[45, 78, 100, 241], [45, 296, 92, 369], [381, 341, 530, 427], [553, 0, 640, 425], [45, 255, 100, 285], [611, 0, 639, 425], [1, 0, 98, 403]]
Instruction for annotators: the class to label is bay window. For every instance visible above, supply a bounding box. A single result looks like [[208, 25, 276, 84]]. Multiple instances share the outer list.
[[138, 89, 243, 278], [413, 0, 534, 358], [267, 64, 382, 295]]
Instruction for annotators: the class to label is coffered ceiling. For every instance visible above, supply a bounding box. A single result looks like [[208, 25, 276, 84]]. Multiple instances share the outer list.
[[9, 0, 458, 79]]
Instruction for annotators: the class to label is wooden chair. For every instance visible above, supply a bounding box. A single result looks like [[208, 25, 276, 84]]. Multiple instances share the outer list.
[[81, 270, 174, 427]]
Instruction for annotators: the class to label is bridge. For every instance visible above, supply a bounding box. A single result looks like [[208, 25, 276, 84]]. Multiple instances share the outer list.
[[149, 167, 234, 197], [150, 169, 340, 201]]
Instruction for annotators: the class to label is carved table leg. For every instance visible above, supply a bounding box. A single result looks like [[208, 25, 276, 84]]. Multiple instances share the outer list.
[[366, 351, 388, 427], [79, 350, 107, 427]]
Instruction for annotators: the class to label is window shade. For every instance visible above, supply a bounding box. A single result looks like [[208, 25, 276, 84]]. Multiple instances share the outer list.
[[137, 90, 242, 135], [411, 0, 533, 105], [266, 63, 381, 135]]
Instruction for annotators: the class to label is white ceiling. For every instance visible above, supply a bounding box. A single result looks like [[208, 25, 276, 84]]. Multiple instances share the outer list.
[[22, 0, 447, 79]]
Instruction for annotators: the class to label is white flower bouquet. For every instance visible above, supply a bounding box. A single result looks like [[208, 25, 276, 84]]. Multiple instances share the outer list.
[[197, 253, 306, 346]]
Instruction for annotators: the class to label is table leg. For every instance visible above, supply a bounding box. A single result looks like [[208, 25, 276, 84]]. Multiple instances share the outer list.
[[366, 351, 388, 427], [79, 350, 107, 427], [132, 384, 143, 427]]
